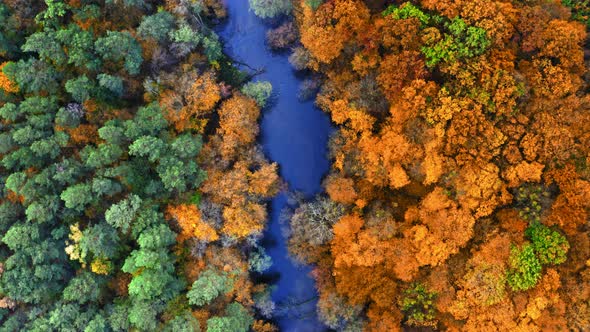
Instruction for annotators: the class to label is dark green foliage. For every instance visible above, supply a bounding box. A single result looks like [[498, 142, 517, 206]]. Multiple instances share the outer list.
[[80, 222, 120, 260], [399, 283, 437, 326], [22, 31, 67, 66], [97, 73, 124, 97], [1, 223, 70, 304], [206, 302, 253, 332], [563, 0, 590, 27], [202, 33, 223, 62], [0, 4, 23, 58], [515, 184, 549, 224], [0, 2, 244, 331], [63, 272, 105, 303], [55, 24, 101, 70], [137, 11, 175, 42], [65, 75, 95, 103], [61, 182, 93, 212], [128, 300, 159, 331], [35, 0, 69, 28], [526, 223, 569, 265], [305, 0, 323, 11], [506, 244, 542, 291], [163, 312, 201, 332], [2, 59, 61, 94], [95, 31, 143, 75]]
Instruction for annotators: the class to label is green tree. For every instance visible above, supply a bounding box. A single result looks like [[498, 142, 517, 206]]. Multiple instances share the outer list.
[[105, 194, 142, 232], [21, 31, 67, 66], [55, 24, 101, 71], [65, 75, 94, 102], [63, 272, 105, 303], [187, 270, 231, 306], [241, 81, 272, 107], [97, 73, 124, 97], [95, 31, 143, 75], [137, 11, 175, 42], [163, 312, 200, 332], [248, 0, 291, 19], [526, 223, 570, 265], [61, 182, 93, 212], [206, 303, 253, 332], [2, 59, 61, 94], [506, 244, 542, 291]]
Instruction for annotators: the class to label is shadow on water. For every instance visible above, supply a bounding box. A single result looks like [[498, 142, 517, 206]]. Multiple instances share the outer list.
[[216, 1, 334, 331]]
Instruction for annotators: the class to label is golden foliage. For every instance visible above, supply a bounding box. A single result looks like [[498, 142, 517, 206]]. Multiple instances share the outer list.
[[166, 204, 219, 243], [0, 62, 18, 93]]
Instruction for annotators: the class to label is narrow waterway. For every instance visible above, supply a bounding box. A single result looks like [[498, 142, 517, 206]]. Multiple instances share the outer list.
[[217, 1, 333, 331]]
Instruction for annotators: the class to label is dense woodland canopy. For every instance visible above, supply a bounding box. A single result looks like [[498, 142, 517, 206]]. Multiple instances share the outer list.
[[0, 0, 281, 331], [1, 0, 590, 331], [281, 0, 590, 330]]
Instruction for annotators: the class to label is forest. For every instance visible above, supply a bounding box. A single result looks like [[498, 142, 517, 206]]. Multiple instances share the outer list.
[[0, 0, 589, 331], [0, 0, 282, 331], [284, 0, 590, 330]]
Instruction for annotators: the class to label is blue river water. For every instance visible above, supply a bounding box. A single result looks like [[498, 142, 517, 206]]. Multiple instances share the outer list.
[[217, 1, 333, 331]]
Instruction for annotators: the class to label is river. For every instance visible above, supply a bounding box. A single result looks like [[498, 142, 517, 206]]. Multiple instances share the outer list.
[[217, 1, 333, 331]]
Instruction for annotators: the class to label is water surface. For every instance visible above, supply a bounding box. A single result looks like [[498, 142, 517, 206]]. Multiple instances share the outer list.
[[217, 1, 333, 331]]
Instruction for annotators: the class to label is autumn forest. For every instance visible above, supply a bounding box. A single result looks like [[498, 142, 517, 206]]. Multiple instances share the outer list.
[[0, 0, 589, 331]]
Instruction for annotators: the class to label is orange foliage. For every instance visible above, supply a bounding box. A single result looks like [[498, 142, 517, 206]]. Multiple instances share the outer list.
[[291, 0, 590, 329], [325, 174, 357, 205], [0, 62, 18, 93], [217, 94, 260, 159], [166, 204, 219, 243], [161, 71, 220, 132], [67, 124, 98, 145], [222, 203, 266, 238]]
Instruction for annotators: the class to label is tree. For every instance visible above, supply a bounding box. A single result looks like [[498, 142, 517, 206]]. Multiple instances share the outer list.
[[61, 182, 93, 212], [217, 94, 260, 159], [95, 31, 143, 75], [63, 272, 105, 303], [105, 195, 142, 233], [167, 204, 219, 243], [248, 0, 291, 19], [1, 58, 61, 94], [0, 62, 18, 93], [506, 244, 542, 291], [206, 303, 253, 332], [65, 75, 94, 102], [187, 269, 231, 306], [526, 223, 570, 265], [137, 11, 175, 42], [241, 81, 272, 107], [97, 73, 124, 97]]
